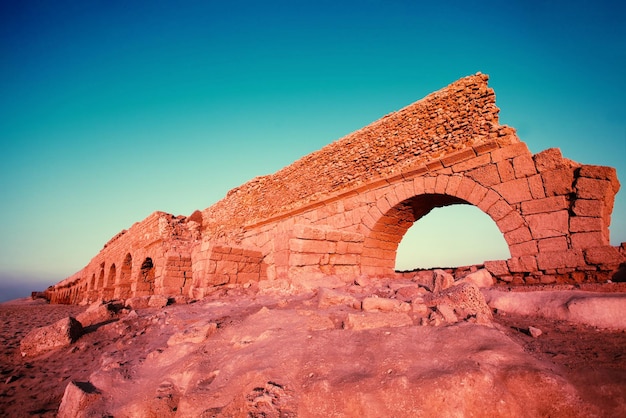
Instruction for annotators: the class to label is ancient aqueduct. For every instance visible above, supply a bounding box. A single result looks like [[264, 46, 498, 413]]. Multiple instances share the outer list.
[[45, 73, 625, 304]]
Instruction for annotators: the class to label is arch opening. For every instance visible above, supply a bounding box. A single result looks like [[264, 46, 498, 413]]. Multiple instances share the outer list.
[[362, 193, 512, 276], [395, 204, 510, 271], [135, 257, 155, 295]]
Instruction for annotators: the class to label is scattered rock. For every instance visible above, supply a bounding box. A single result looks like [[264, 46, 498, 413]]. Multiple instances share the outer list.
[[317, 287, 359, 309], [432, 269, 455, 292], [528, 326, 543, 338], [125, 296, 151, 310], [76, 301, 123, 327], [427, 283, 493, 324], [362, 296, 410, 313], [395, 285, 427, 302], [436, 304, 458, 323], [344, 312, 413, 330], [148, 295, 170, 308], [57, 381, 101, 418], [20, 317, 83, 357], [456, 268, 494, 288]]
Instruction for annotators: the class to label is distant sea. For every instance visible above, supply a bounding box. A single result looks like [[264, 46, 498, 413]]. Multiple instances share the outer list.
[[0, 279, 51, 303]]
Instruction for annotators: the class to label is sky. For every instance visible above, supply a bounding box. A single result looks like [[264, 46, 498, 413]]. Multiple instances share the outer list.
[[1, 0, 624, 300]]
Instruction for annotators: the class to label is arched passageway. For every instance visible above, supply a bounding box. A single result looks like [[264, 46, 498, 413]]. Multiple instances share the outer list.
[[395, 204, 510, 270], [362, 192, 517, 276], [134, 257, 155, 296], [114, 253, 133, 299]]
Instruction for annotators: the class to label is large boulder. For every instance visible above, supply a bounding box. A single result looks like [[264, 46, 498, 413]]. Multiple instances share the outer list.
[[76, 301, 123, 327], [20, 317, 83, 357]]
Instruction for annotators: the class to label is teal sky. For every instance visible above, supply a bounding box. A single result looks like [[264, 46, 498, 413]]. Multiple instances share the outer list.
[[1, 0, 624, 299]]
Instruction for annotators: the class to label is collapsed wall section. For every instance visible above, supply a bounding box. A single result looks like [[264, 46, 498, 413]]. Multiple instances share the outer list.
[[201, 73, 516, 241]]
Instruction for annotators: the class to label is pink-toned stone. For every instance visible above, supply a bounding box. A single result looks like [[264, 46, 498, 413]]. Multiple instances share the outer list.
[[542, 168, 574, 196], [569, 217, 603, 233], [512, 154, 537, 178], [536, 250, 585, 270], [492, 178, 532, 204], [496, 160, 515, 183], [490, 142, 530, 163], [451, 153, 491, 173], [584, 246, 623, 265], [507, 256, 538, 273], [527, 210, 569, 239], [497, 212, 525, 234], [533, 148, 564, 172], [521, 196, 568, 215], [570, 232, 608, 249], [467, 165, 501, 187], [575, 177, 612, 200], [484, 260, 510, 276], [504, 226, 532, 245], [537, 237, 568, 253], [572, 199, 604, 217], [509, 241, 538, 257], [527, 174, 546, 199]]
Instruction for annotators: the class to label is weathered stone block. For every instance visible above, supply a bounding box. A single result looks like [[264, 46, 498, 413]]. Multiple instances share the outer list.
[[536, 250, 585, 270], [542, 168, 574, 196], [527, 210, 569, 239], [584, 246, 622, 265], [487, 199, 513, 221], [572, 199, 604, 217], [344, 312, 413, 330], [509, 240, 538, 257], [521, 196, 568, 215], [290, 253, 322, 266], [570, 232, 607, 249], [496, 160, 515, 182], [512, 154, 537, 178], [579, 165, 619, 189], [451, 153, 491, 172], [569, 216, 603, 233], [537, 237, 568, 253], [507, 256, 538, 273], [484, 260, 510, 276], [533, 148, 564, 172], [527, 174, 546, 199], [467, 164, 501, 187], [490, 142, 530, 163], [20, 317, 83, 357], [493, 178, 532, 204], [575, 177, 612, 200], [497, 211, 525, 234]]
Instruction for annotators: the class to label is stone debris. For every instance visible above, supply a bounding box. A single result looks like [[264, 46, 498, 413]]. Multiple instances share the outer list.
[[361, 296, 410, 313], [76, 300, 124, 327], [57, 380, 101, 418], [20, 316, 83, 357], [528, 326, 543, 338], [344, 312, 413, 331]]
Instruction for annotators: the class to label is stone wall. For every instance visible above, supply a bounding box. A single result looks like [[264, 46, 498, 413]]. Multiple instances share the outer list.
[[45, 73, 624, 304]]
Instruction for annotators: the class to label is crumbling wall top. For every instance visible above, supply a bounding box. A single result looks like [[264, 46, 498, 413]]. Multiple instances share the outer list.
[[202, 73, 517, 239]]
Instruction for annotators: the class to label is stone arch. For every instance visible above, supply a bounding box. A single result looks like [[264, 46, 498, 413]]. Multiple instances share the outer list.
[[134, 257, 155, 296], [360, 175, 528, 275], [114, 253, 133, 299], [102, 263, 116, 300], [96, 263, 105, 290]]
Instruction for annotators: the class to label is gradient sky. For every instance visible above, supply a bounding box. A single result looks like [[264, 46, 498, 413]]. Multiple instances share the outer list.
[[1, 0, 624, 300]]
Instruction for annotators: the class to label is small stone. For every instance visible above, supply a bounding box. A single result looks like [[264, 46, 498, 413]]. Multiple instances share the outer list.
[[528, 326, 542, 338]]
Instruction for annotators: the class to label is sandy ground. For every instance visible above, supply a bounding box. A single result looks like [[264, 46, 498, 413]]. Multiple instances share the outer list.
[[1, 282, 625, 417]]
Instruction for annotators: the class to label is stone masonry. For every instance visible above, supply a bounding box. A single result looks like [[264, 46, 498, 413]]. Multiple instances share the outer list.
[[45, 73, 624, 304]]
